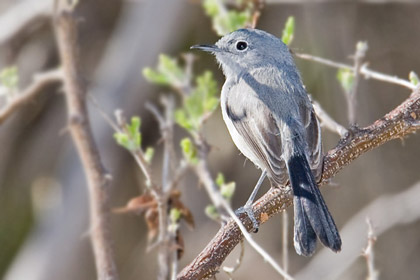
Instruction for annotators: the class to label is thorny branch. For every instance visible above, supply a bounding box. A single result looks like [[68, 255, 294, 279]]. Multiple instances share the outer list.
[[177, 87, 420, 280], [54, 9, 118, 280]]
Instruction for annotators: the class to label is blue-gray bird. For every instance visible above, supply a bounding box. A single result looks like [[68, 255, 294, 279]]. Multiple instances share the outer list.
[[191, 28, 341, 256]]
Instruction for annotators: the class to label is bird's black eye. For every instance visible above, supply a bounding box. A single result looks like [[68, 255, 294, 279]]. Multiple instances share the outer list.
[[236, 41, 248, 51]]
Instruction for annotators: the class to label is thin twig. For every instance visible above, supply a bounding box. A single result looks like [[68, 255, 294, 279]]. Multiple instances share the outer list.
[[147, 96, 179, 280], [0, 69, 63, 125], [347, 42, 367, 125], [181, 53, 195, 96], [282, 211, 289, 279], [87, 94, 120, 132], [250, 0, 264, 28], [296, 53, 352, 70], [161, 96, 176, 280], [145, 102, 165, 127], [312, 100, 348, 137], [363, 218, 378, 280], [54, 9, 118, 280], [178, 88, 420, 279], [360, 63, 416, 90], [223, 239, 245, 279], [296, 53, 417, 90], [167, 161, 190, 193], [170, 229, 179, 280]]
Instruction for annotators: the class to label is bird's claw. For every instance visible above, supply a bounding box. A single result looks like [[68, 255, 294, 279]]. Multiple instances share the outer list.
[[235, 205, 259, 233]]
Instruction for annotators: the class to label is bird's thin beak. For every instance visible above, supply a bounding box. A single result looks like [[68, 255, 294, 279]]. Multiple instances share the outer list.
[[190, 44, 220, 53]]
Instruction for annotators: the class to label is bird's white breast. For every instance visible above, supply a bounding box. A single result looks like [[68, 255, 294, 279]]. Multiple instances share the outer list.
[[220, 80, 263, 169]]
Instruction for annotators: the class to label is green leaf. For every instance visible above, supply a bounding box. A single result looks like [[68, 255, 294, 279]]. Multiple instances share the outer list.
[[0, 66, 19, 91], [196, 71, 219, 112], [158, 54, 185, 86], [127, 116, 142, 148], [175, 109, 194, 132], [215, 173, 225, 187], [336, 68, 354, 93], [409, 71, 419, 86], [223, 10, 251, 34], [144, 147, 155, 164], [203, 0, 251, 36], [203, 0, 219, 17], [281, 16, 295, 46], [170, 208, 182, 224], [142, 67, 170, 85], [113, 116, 142, 151], [221, 182, 236, 200], [180, 137, 198, 165], [142, 54, 186, 88], [176, 71, 219, 133], [205, 205, 220, 221], [113, 132, 131, 150]]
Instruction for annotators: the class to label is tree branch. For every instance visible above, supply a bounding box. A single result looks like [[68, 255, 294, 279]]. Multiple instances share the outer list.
[[0, 69, 63, 125], [54, 9, 118, 280], [177, 87, 420, 279], [296, 53, 417, 90], [312, 100, 348, 137]]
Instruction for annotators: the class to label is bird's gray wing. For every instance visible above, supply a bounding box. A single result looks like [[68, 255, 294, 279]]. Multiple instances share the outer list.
[[224, 87, 288, 186]]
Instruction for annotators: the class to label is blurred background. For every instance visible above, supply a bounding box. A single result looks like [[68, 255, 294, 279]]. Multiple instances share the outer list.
[[1, 0, 420, 279]]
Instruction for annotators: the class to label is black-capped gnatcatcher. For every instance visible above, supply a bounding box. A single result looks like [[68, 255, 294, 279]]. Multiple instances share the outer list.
[[191, 28, 341, 256]]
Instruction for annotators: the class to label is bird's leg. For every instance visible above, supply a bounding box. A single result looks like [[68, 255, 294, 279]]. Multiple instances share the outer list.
[[236, 170, 267, 232]]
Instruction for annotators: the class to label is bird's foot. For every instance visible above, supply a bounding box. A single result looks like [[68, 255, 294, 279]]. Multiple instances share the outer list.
[[235, 205, 259, 233]]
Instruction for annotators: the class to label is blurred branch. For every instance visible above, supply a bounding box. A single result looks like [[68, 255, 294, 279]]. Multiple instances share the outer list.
[[282, 211, 289, 280], [0, 68, 62, 124], [178, 88, 420, 279], [250, 0, 265, 28], [147, 97, 178, 280], [54, 8, 118, 280], [296, 53, 417, 90], [363, 218, 378, 280], [347, 42, 367, 124]]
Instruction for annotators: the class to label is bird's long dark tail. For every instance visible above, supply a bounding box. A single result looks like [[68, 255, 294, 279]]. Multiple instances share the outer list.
[[286, 149, 341, 257]]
